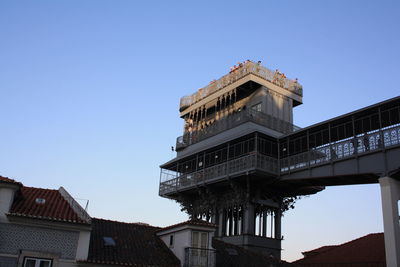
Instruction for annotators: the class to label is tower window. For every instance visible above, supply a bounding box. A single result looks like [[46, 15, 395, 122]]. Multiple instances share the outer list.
[[169, 235, 174, 247]]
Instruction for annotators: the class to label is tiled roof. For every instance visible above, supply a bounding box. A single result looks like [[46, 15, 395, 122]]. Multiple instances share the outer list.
[[0, 175, 22, 186], [301, 245, 338, 258], [83, 218, 180, 267], [293, 233, 385, 266], [8, 186, 89, 224], [158, 219, 217, 232], [212, 239, 292, 267]]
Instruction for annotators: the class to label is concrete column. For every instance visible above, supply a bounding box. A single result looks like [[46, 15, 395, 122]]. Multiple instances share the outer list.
[[217, 208, 224, 237], [228, 208, 233, 236], [275, 209, 282, 240], [211, 207, 218, 238], [262, 211, 267, 237], [243, 202, 255, 235], [234, 209, 238, 235], [379, 176, 400, 267]]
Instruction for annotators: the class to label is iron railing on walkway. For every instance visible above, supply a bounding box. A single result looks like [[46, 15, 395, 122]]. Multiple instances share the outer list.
[[280, 124, 400, 173], [161, 124, 400, 195]]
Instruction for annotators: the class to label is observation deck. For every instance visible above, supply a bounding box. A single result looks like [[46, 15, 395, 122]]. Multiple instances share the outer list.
[[176, 108, 301, 151], [179, 60, 303, 114], [176, 61, 304, 153]]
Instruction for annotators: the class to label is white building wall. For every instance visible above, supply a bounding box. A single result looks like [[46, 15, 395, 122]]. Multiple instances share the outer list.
[[160, 229, 191, 266], [0, 187, 16, 222], [75, 230, 91, 261], [159, 225, 216, 267]]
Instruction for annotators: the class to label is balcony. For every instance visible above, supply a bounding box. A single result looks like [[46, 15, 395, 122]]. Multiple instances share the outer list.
[[184, 247, 216, 267], [160, 152, 279, 196], [176, 109, 300, 151]]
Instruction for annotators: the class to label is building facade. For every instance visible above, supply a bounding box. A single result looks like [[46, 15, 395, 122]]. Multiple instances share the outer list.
[[0, 176, 91, 267]]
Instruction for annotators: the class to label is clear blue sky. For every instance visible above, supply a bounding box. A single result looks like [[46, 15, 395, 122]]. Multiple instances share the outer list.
[[1, 0, 399, 262]]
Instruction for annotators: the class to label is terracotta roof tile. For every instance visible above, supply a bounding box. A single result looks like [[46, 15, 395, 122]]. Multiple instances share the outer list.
[[293, 233, 386, 266], [84, 218, 180, 267], [9, 186, 89, 224], [301, 245, 338, 258], [212, 239, 292, 267], [0, 175, 22, 186], [158, 219, 217, 232]]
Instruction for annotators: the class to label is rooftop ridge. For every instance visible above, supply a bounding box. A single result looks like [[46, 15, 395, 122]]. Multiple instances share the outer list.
[[302, 245, 339, 254], [332, 232, 384, 248], [92, 217, 160, 228], [0, 175, 22, 186], [158, 219, 217, 232], [22, 186, 58, 191]]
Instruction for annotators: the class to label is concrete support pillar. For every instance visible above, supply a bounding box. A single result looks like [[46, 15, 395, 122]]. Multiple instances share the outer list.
[[211, 211, 216, 224], [379, 176, 400, 267], [243, 202, 255, 235], [234, 209, 238, 235], [228, 209, 233, 236], [217, 209, 224, 237], [262, 211, 267, 237], [275, 209, 282, 240], [211, 207, 218, 238]]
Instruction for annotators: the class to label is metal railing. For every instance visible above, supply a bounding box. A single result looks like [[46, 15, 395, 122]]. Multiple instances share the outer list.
[[176, 109, 300, 150], [184, 247, 216, 267], [280, 124, 400, 173], [180, 61, 302, 110], [159, 153, 278, 195], [161, 124, 400, 195]]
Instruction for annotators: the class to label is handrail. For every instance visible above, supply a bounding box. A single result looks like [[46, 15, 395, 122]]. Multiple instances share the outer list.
[[176, 109, 300, 150], [280, 124, 400, 174], [161, 124, 400, 195], [160, 153, 278, 195], [180, 61, 302, 111]]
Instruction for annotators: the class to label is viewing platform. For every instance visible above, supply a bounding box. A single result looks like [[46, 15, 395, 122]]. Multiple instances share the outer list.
[[179, 60, 303, 114], [176, 108, 301, 151]]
